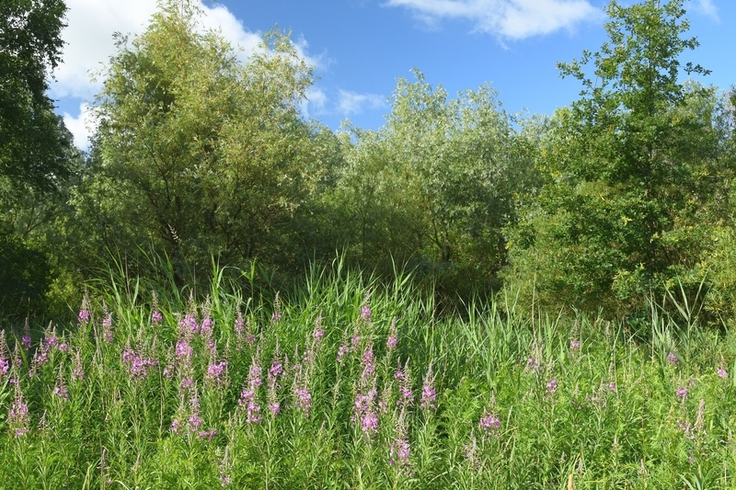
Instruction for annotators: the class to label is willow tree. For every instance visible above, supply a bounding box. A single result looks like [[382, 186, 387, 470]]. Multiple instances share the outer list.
[[505, 0, 729, 317], [86, 0, 327, 278], [333, 71, 537, 297]]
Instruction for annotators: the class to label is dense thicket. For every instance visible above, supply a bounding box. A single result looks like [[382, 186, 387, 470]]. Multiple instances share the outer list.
[[0, 0, 80, 320], [3, 0, 736, 326]]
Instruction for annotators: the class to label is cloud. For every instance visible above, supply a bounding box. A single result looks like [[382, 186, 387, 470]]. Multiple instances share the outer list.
[[385, 0, 603, 40], [50, 0, 321, 101], [691, 0, 718, 21], [300, 87, 329, 118], [62, 103, 97, 150], [337, 90, 387, 116]]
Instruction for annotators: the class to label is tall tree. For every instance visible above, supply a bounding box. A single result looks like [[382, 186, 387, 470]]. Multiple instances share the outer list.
[[505, 0, 728, 316], [85, 0, 327, 279], [334, 71, 537, 297], [0, 0, 74, 193]]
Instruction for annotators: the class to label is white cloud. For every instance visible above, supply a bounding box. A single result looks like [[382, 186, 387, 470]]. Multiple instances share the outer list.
[[50, 0, 320, 101], [691, 0, 718, 22], [385, 0, 603, 40], [300, 87, 329, 117], [337, 90, 387, 116], [62, 102, 97, 150]]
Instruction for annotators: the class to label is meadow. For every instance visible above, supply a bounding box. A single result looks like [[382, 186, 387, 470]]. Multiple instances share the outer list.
[[1, 263, 735, 489]]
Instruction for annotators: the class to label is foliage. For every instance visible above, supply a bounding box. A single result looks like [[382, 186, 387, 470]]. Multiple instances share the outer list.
[[504, 0, 732, 318], [84, 0, 329, 282], [0, 0, 75, 193], [331, 70, 538, 300], [2, 264, 736, 487]]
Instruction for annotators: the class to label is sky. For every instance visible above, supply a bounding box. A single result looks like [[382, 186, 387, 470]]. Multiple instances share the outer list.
[[49, 0, 735, 150]]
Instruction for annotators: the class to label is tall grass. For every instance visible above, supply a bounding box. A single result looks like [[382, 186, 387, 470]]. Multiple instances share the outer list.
[[1, 261, 736, 488]]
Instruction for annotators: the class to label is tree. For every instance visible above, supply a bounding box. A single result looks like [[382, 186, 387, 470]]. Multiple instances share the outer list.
[[333, 71, 537, 298], [504, 0, 729, 317], [0, 0, 79, 320], [84, 0, 328, 280], [0, 0, 74, 192]]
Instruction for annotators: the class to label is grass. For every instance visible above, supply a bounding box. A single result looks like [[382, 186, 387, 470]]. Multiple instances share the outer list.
[[1, 261, 736, 488]]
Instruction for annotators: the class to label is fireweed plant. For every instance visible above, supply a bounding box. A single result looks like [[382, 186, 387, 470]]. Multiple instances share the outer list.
[[1, 265, 736, 488]]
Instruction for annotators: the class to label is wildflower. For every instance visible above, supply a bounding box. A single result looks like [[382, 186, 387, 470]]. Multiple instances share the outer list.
[[176, 340, 193, 360], [21, 336, 31, 349], [313, 315, 325, 343], [337, 344, 350, 364], [390, 438, 411, 468], [668, 352, 678, 365], [420, 364, 436, 410], [295, 387, 312, 414], [361, 411, 379, 435], [9, 384, 29, 437], [198, 428, 217, 441], [207, 361, 228, 380], [676, 387, 688, 400], [54, 384, 69, 401], [71, 349, 84, 381], [238, 354, 263, 423], [151, 310, 163, 325], [570, 339, 580, 351], [718, 367, 728, 379], [271, 292, 282, 323], [102, 313, 114, 344], [361, 343, 375, 378], [479, 411, 501, 436], [78, 308, 90, 325], [546, 378, 558, 395], [179, 313, 199, 336], [360, 304, 372, 322]]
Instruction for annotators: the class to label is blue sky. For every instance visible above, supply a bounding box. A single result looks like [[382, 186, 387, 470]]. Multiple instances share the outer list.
[[50, 0, 735, 149]]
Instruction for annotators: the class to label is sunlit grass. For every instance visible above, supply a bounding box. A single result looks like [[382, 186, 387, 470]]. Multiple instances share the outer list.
[[1, 262, 736, 488]]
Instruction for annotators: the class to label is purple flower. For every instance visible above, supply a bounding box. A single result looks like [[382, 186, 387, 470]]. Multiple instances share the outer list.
[[420, 365, 436, 410], [21, 336, 31, 349], [198, 428, 217, 440], [54, 385, 69, 401], [151, 310, 163, 325], [78, 309, 90, 325], [420, 384, 436, 410], [269, 361, 283, 378], [361, 344, 375, 378], [360, 305, 372, 322], [337, 344, 350, 364], [718, 367, 728, 379], [9, 386, 29, 437], [361, 411, 379, 435], [390, 438, 411, 467], [102, 313, 114, 344], [570, 339, 580, 351], [677, 387, 688, 400], [546, 378, 558, 395], [176, 340, 193, 360], [207, 361, 228, 379], [295, 387, 312, 414], [179, 313, 199, 335], [313, 327, 325, 343], [668, 352, 678, 365], [479, 411, 501, 436]]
